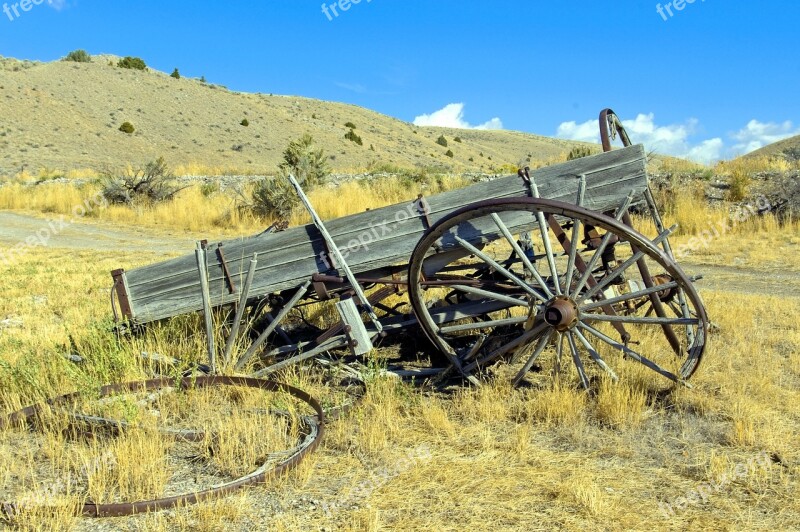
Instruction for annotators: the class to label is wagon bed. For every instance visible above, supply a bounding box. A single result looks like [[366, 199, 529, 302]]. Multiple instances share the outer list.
[[112, 144, 649, 325]]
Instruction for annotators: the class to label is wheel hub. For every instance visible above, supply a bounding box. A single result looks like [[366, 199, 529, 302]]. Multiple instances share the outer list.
[[544, 296, 579, 331]]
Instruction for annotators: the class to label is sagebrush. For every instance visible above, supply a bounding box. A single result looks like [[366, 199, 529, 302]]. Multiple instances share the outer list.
[[101, 157, 184, 204]]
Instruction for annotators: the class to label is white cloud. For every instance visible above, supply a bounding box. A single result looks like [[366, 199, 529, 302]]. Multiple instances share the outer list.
[[334, 81, 367, 94], [556, 113, 798, 165], [730, 120, 800, 156], [687, 138, 725, 164], [413, 103, 503, 130], [47, 0, 69, 11]]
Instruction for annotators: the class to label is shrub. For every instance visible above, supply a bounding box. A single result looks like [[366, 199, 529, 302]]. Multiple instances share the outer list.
[[200, 75, 207, 83], [783, 147, 800, 162], [200, 181, 219, 197], [101, 157, 183, 205], [250, 178, 298, 220], [454, 136, 463, 143], [344, 121, 356, 129], [344, 129, 363, 146], [171, 68, 180, 79], [567, 146, 595, 161], [436, 135, 448, 147], [64, 49, 91, 63], [726, 169, 751, 202], [117, 56, 147, 70], [119, 122, 135, 134], [445, 149, 454, 158], [767, 173, 800, 222], [240, 119, 249, 127]]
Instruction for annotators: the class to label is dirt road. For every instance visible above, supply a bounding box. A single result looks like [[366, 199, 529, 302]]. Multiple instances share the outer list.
[[0, 211, 197, 255]]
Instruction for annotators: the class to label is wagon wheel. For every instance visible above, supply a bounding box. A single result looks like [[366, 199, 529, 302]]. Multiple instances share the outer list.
[[407, 196, 709, 389]]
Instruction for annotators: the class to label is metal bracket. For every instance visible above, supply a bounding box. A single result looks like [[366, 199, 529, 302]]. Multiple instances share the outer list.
[[415, 194, 432, 230], [216, 243, 237, 295], [110, 269, 134, 322]]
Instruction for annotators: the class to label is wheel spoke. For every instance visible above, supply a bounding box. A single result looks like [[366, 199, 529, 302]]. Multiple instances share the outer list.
[[490, 213, 554, 300], [580, 281, 679, 311], [528, 179, 562, 295], [578, 323, 684, 384], [565, 176, 586, 297], [572, 192, 635, 297], [460, 334, 487, 363], [674, 287, 697, 345], [566, 331, 590, 390], [582, 226, 676, 302], [439, 316, 528, 334], [573, 328, 618, 381], [449, 284, 532, 308], [553, 332, 565, 376], [463, 321, 549, 373], [581, 313, 698, 326], [454, 236, 544, 300], [512, 330, 554, 387]]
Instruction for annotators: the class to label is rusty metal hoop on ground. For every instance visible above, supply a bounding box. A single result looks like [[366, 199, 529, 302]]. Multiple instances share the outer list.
[[0, 376, 324, 518]]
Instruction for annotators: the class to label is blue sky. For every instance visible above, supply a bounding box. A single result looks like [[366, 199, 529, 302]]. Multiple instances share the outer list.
[[1, 0, 798, 163]]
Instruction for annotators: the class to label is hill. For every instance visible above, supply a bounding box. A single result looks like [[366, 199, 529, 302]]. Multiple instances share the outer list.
[[743, 134, 800, 161], [0, 54, 589, 177]]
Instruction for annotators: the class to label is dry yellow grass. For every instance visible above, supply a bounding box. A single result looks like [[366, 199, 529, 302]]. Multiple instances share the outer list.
[[0, 174, 472, 238], [1, 174, 799, 530]]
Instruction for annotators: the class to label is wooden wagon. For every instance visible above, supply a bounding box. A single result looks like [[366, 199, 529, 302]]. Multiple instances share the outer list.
[[110, 109, 708, 388]]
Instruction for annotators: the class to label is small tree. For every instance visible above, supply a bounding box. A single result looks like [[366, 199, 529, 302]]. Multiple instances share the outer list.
[[64, 49, 91, 63], [453, 136, 462, 143], [249, 134, 330, 219], [280, 134, 329, 189], [117, 56, 147, 70], [445, 149, 454, 158], [436, 135, 448, 147], [344, 121, 356, 129], [171, 68, 181, 79], [119, 122, 135, 134], [240, 118, 250, 127]]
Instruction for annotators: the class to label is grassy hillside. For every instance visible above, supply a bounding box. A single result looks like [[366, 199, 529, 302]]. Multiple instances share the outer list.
[[0, 54, 588, 177], [744, 134, 800, 161]]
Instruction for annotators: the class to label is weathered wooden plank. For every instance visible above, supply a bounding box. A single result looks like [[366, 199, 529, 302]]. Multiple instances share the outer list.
[[195, 244, 216, 373], [336, 298, 373, 356], [118, 145, 648, 324]]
